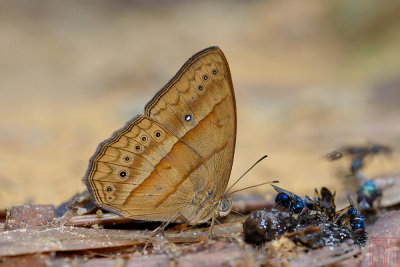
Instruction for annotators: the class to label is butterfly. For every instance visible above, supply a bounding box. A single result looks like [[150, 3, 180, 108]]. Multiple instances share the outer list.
[[84, 47, 237, 226]]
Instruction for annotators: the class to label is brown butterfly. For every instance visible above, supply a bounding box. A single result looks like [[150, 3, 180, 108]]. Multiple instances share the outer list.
[[84, 47, 238, 226]]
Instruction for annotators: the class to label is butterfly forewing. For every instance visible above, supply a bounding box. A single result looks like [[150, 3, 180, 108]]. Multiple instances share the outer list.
[[85, 47, 236, 224], [145, 47, 236, 202]]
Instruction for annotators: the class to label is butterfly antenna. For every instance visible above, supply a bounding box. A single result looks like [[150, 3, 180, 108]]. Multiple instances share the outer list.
[[230, 209, 245, 217], [227, 180, 279, 196], [225, 155, 269, 194]]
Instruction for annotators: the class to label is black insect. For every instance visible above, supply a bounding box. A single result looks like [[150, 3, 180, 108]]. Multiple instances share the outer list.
[[304, 187, 336, 221], [368, 144, 392, 155], [271, 185, 306, 215], [326, 143, 392, 174], [317, 187, 336, 220], [336, 196, 365, 235]]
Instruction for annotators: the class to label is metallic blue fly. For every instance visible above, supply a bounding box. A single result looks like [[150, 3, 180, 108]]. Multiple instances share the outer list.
[[357, 180, 379, 209], [336, 196, 365, 235], [271, 185, 306, 214]]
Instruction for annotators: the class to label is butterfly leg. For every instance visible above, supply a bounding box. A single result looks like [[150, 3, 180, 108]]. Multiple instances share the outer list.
[[150, 212, 190, 237], [206, 216, 231, 239], [208, 214, 216, 238]]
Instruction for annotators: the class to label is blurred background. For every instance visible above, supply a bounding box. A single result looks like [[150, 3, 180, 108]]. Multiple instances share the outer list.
[[0, 0, 399, 208]]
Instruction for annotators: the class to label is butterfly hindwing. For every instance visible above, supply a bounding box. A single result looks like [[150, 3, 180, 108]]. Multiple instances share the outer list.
[[85, 47, 236, 223]]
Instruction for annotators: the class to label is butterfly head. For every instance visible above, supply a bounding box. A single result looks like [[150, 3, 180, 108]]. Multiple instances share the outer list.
[[218, 196, 232, 217]]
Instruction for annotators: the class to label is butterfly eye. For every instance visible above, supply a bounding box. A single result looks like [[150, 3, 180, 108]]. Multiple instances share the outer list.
[[154, 130, 163, 140], [203, 75, 208, 80], [141, 135, 148, 142], [218, 198, 232, 217], [212, 70, 217, 75], [221, 200, 229, 212], [198, 85, 203, 91]]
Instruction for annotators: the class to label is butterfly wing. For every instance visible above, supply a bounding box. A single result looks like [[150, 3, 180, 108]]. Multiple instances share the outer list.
[[85, 47, 236, 223], [145, 47, 236, 203]]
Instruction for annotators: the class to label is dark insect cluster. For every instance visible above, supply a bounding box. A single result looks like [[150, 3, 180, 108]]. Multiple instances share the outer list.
[[326, 142, 392, 174], [242, 142, 398, 252], [244, 185, 367, 248], [271, 185, 337, 221], [326, 142, 395, 211]]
